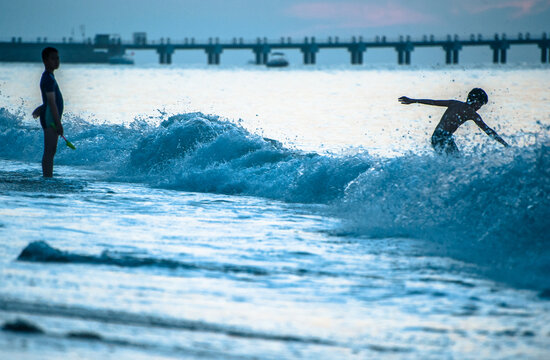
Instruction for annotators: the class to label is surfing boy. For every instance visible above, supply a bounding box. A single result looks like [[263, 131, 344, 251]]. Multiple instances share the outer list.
[[398, 88, 509, 155], [32, 47, 64, 177]]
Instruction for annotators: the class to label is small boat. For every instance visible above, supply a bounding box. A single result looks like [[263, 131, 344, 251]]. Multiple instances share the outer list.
[[108, 55, 134, 65], [266, 52, 289, 68]]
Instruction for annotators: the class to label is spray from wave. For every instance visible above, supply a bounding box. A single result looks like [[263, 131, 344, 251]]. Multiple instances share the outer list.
[[0, 109, 370, 203], [1, 108, 548, 290], [336, 141, 550, 290]]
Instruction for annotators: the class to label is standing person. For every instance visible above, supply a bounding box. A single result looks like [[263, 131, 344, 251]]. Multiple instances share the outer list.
[[32, 47, 64, 177], [398, 88, 509, 155]]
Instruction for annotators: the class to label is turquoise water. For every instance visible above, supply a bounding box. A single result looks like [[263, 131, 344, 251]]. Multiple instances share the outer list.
[[0, 64, 549, 359]]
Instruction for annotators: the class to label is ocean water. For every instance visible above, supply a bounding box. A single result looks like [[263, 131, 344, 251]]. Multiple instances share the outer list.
[[0, 62, 549, 359]]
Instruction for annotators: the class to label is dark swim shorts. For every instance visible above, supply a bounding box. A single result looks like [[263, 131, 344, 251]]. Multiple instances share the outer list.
[[431, 128, 459, 155]]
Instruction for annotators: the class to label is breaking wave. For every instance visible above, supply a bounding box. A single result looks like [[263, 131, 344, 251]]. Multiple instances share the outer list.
[[1, 108, 549, 290]]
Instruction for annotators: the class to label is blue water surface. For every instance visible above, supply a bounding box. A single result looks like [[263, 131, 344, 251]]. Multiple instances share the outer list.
[[1, 106, 549, 359]]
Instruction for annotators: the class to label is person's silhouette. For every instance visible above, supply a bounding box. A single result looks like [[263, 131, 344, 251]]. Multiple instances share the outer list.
[[32, 47, 64, 177], [399, 88, 509, 155]]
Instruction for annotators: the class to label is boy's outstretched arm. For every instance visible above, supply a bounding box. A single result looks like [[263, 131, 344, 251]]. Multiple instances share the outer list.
[[473, 115, 510, 147], [399, 96, 457, 107]]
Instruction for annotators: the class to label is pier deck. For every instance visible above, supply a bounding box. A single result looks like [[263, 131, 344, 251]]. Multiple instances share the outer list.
[[1, 33, 548, 65]]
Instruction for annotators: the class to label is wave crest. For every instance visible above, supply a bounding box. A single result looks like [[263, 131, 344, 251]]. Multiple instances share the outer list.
[[2, 108, 549, 290], [337, 143, 550, 289]]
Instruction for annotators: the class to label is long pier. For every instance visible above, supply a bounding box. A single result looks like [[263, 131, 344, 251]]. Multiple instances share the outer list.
[[1, 33, 549, 65]]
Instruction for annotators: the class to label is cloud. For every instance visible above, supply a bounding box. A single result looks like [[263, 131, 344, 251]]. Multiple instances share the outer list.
[[286, 1, 435, 28], [455, 0, 550, 18]]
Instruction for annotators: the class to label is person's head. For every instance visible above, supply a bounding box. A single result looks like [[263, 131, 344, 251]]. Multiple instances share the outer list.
[[467, 88, 488, 110], [41, 47, 60, 71]]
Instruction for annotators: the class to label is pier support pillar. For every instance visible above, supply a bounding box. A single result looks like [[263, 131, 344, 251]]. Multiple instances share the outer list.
[[500, 49, 507, 64], [493, 48, 499, 63], [205, 45, 223, 65], [348, 43, 366, 65], [491, 46, 509, 64], [253, 44, 270, 65], [302, 52, 312, 64], [301, 38, 319, 65], [490, 35, 510, 64], [302, 51, 317, 64], [540, 46, 548, 63], [443, 42, 462, 64], [349, 51, 363, 64], [396, 42, 413, 65], [157, 45, 174, 65], [255, 51, 262, 64], [539, 34, 549, 63], [397, 50, 412, 65], [453, 49, 459, 64]]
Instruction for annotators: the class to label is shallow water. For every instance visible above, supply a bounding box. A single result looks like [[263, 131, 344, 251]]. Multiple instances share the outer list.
[[0, 63, 549, 359]]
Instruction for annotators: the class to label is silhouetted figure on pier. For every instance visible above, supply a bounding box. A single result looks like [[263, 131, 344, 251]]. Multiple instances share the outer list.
[[399, 88, 509, 155], [32, 47, 64, 177]]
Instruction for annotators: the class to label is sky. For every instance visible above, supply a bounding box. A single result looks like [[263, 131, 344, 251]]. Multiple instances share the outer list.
[[1, 0, 549, 64]]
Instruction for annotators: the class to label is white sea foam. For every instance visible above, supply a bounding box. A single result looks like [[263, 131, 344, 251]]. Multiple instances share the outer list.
[[1, 107, 548, 290]]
